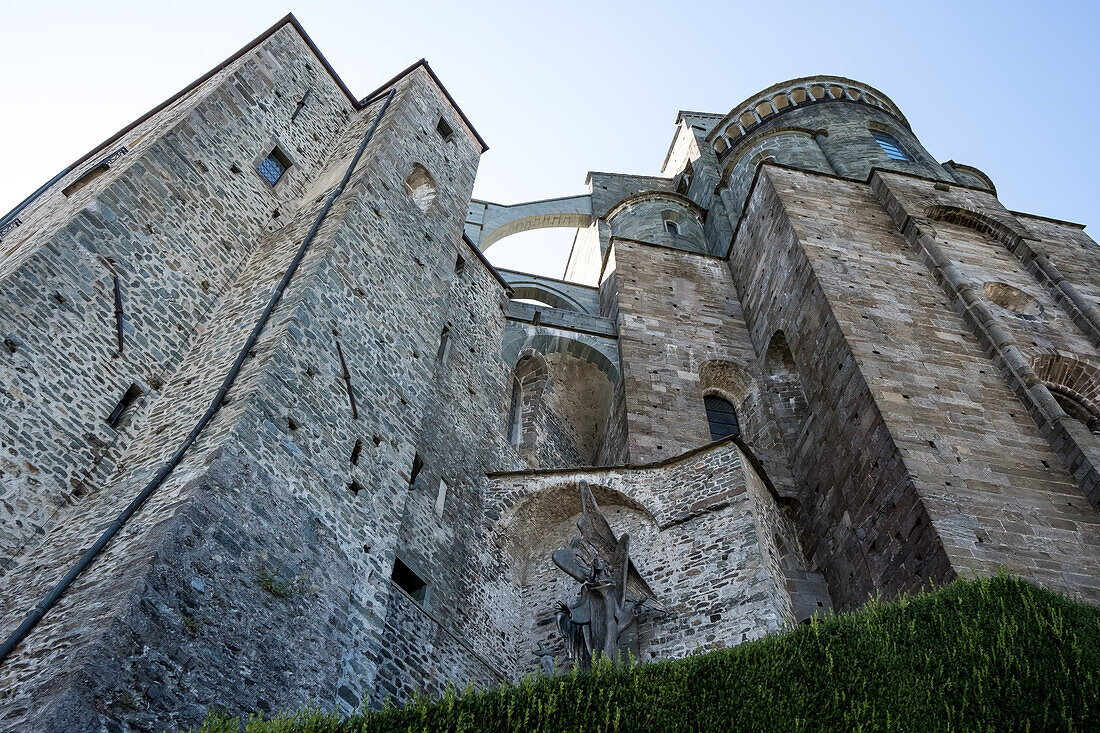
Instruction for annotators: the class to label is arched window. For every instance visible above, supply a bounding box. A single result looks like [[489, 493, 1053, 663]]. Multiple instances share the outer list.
[[664, 219, 679, 235], [704, 394, 740, 440], [507, 376, 523, 446], [1050, 387, 1100, 434], [405, 164, 437, 212], [870, 130, 911, 161]]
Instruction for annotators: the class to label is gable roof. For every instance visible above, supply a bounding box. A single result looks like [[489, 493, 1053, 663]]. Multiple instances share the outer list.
[[1, 13, 487, 230]]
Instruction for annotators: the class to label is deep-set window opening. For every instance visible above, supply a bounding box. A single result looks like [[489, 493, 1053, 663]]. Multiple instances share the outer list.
[[258, 146, 292, 185]]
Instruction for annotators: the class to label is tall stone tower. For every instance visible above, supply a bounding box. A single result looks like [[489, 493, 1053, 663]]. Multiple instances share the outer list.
[[1, 15, 1098, 732]]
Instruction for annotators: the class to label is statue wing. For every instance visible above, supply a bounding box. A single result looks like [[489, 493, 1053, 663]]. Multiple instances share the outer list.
[[577, 482, 664, 611], [576, 481, 618, 552], [552, 546, 589, 584]]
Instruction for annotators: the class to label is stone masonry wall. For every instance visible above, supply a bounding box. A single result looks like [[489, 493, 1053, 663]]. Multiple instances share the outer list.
[[733, 164, 1100, 608], [373, 583, 502, 704], [606, 235, 791, 499], [486, 439, 793, 674], [0, 23, 353, 568], [0, 47, 489, 730], [730, 166, 951, 608], [862, 171, 1100, 602]]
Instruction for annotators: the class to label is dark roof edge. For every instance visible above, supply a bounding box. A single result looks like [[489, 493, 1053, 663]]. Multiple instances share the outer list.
[[462, 233, 512, 292], [1008, 210, 1087, 230], [60, 14, 360, 184], [360, 59, 489, 152], [1, 14, 354, 227], [2, 15, 490, 228]]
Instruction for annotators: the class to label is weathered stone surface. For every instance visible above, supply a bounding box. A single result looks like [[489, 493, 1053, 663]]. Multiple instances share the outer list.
[[0, 21, 1096, 733]]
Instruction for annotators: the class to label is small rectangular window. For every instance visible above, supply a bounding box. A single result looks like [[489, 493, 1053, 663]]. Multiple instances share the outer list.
[[436, 116, 454, 141], [257, 146, 291, 186], [391, 557, 428, 602], [454, 252, 466, 275]]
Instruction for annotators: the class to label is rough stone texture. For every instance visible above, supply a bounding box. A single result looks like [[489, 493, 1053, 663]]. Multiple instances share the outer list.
[[1, 21, 1098, 733], [487, 439, 795, 672]]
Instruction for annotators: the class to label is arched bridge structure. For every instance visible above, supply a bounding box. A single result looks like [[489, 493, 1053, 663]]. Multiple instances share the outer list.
[[464, 194, 593, 251]]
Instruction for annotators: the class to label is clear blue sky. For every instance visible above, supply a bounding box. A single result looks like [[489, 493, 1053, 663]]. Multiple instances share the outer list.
[[2, 1, 1096, 278]]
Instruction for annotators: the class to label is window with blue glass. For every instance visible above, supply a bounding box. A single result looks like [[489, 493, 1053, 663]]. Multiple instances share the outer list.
[[257, 146, 291, 185], [870, 131, 911, 162], [704, 394, 740, 440]]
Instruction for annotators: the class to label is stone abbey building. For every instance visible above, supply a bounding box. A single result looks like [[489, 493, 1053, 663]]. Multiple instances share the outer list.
[[2, 13, 1099, 731]]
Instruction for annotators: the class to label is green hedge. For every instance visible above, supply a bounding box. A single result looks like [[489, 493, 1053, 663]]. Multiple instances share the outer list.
[[191, 575, 1100, 732]]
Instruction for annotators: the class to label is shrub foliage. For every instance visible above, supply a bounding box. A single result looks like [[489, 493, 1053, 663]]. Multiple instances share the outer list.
[[190, 576, 1100, 732]]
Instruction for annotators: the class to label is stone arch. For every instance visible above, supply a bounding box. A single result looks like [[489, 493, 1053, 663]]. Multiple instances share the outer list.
[[493, 479, 661, 671], [942, 161, 997, 193], [606, 191, 708, 253], [508, 351, 550, 452], [717, 127, 836, 223], [701, 357, 768, 442], [1032, 351, 1100, 433], [750, 149, 778, 167], [503, 332, 620, 384], [496, 480, 659, 568], [764, 331, 811, 453], [698, 360, 756, 439], [605, 191, 706, 223], [866, 120, 914, 159], [508, 283, 589, 314], [699, 359, 755, 400], [925, 205, 1027, 249], [501, 336, 618, 467], [708, 76, 910, 153], [404, 164, 437, 213], [718, 126, 822, 186], [466, 195, 594, 251]]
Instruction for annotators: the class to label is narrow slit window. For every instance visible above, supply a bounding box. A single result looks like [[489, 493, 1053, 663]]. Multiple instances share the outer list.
[[409, 453, 424, 486], [454, 253, 466, 275], [870, 131, 911, 161], [107, 384, 143, 428], [391, 557, 428, 602], [257, 146, 292, 185], [704, 394, 740, 440], [507, 376, 522, 446], [434, 478, 448, 517], [437, 326, 451, 361]]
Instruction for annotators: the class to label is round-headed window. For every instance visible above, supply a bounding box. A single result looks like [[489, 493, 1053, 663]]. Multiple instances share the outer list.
[[704, 394, 740, 440]]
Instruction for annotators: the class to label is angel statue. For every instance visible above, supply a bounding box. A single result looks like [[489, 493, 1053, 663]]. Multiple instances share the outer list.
[[550, 482, 662, 669]]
